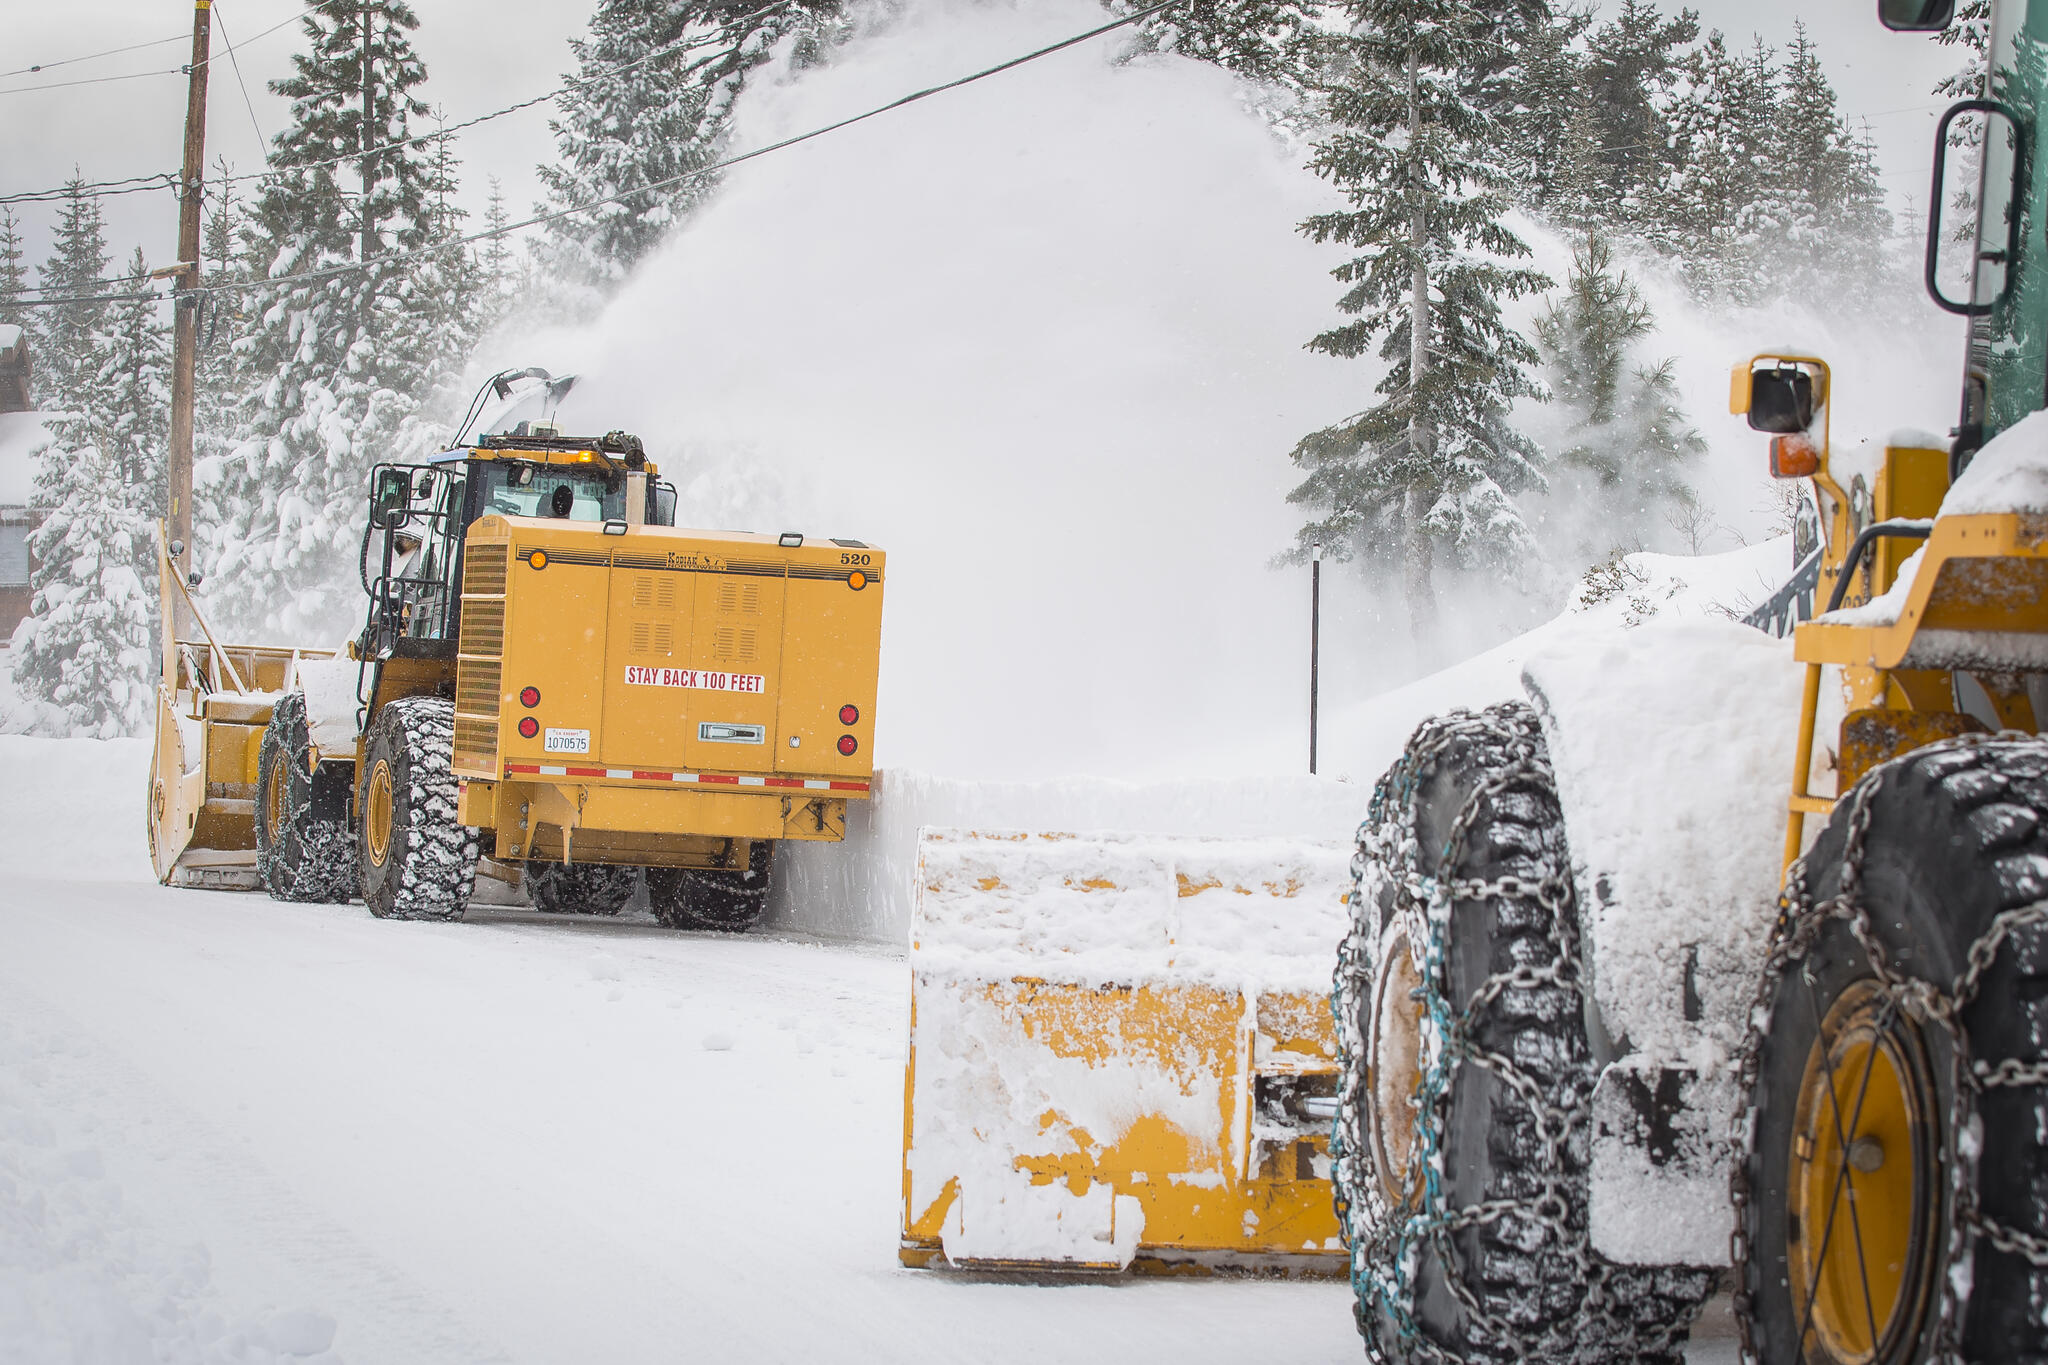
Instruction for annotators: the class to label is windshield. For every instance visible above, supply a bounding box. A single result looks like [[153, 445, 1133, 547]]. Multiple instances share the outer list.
[[475, 460, 626, 522]]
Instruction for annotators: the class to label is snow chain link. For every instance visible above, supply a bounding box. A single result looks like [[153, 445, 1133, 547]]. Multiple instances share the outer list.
[[1332, 706, 1609, 1365], [1728, 734, 2048, 1365]]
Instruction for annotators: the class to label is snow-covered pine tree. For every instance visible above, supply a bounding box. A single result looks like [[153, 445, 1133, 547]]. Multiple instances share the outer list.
[[1582, 0, 1699, 226], [1119, 0, 1320, 89], [1653, 30, 1784, 303], [1532, 233, 1702, 560], [476, 175, 519, 330], [538, 0, 843, 295], [12, 249, 167, 737], [35, 179, 112, 414], [196, 157, 249, 470], [1773, 23, 1893, 308], [1288, 0, 1552, 636], [202, 0, 467, 641], [0, 206, 31, 352], [1491, 6, 1593, 220], [1936, 0, 1991, 98]]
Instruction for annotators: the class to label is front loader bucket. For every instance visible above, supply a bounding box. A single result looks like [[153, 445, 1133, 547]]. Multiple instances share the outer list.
[[900, 828, 1351, 1274]]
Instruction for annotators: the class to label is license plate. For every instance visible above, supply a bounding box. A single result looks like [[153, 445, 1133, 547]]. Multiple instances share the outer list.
[[544, 727, 591, 754]]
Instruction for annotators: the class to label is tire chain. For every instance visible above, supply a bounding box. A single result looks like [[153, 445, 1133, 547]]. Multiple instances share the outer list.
[[382, 698, 480, 921], [1334, 704, 1675, 1365], [1728, 733, 2048, 1365], [262, 693, 355, 903]]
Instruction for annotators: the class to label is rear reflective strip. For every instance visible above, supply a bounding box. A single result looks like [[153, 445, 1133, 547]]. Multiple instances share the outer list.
[[500, 762, 867, 794]]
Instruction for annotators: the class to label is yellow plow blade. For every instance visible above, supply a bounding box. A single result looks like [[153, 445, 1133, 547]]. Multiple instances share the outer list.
[[900, 827, 1351, 1274]]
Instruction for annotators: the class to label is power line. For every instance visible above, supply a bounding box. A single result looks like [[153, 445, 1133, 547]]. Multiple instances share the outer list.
[[11, 0, 1187, 311], [213, 4, 271, 153], [0, 0, 797, 207], [0, 30, 187, 81], [0, 4, 308, 99], [0, 174, 177, 208]]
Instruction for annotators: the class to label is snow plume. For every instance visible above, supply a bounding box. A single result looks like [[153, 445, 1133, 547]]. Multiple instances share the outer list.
[[495, 0, 1362, 781], [474, 0, 1971, 778]]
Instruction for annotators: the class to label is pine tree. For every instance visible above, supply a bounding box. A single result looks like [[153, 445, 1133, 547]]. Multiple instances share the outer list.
[[196, 157, 249, 469], [1119, 0, 1320, 88], [538, 0, 843, 293], [1653, 31, 1783, 303], [1936, 0, 1991, 98], [35, 179, 112, 414], [0, 206, 31, 357], [1583, 0, 1699, 224], [12, 249, 167, 737], [1493, 7, 1593, 220], [1288, 0, 1552, 636], [1532, 233, 1702, 559], [1773, 23, 1893, 306], [201, 0, 466, 640], [478, 175, 517, 326]]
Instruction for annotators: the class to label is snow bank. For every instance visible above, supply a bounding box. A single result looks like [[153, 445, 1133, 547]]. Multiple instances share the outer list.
[[1322, 537, 1797, 787], [0, 1011, 344, 1364], [1943, 408, 2048, 514], [0, 736, 153, 882], [767, 768, 1364, 946]]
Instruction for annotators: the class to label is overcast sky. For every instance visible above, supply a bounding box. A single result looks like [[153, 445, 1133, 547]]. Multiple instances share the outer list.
[[1, 1, 1963, 282]]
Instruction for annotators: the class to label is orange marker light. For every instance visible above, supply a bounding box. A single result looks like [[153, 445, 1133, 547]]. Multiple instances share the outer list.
[[528, 549, 549, 569], [848, 570, 867, 590], [1770, 433, 1821, 479]]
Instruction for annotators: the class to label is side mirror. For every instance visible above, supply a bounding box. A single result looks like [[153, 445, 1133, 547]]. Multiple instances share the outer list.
[[371, 468, 412, 529], [1879, 0, 1955, 30], [1928, 99, 2025, 315], [1747, 368, 1815, 435]]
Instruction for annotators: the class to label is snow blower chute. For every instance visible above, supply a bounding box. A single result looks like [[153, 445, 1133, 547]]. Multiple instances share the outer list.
[[899, 828, 1351, 1273]]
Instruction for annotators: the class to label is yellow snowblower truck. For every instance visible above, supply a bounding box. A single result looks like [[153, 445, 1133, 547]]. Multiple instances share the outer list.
[[1332, 4, 2048, 1364], [148, 428, 884, 928]]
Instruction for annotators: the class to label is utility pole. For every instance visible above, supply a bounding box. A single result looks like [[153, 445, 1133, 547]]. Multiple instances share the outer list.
[[1310, 542, 1322, 775], [167, 0, 212, 585]]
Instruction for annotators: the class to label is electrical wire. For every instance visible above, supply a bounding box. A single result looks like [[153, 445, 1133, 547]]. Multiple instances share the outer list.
[[0, 3, 309, 99], [0, 0, 799, 206], [212, 4, 271, 153], [0, 174, 178, 208], [0, 30, 187, 81], [10, 0, 1187, 310]]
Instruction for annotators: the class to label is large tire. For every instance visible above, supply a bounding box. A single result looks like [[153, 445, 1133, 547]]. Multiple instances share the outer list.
[[1336, 703, 1709, 1365], [647, 840, 771, 931], [256, 692, 357, 903], [1735, 737, 2048, 1365], [357, 696, 478, 922], [526, 861, 636, 916]]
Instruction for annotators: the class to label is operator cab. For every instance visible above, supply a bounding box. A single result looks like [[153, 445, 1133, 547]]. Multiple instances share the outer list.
[[357, 430, 675, 661]]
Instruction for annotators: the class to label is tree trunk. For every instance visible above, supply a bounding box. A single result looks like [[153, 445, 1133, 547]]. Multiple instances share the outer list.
[[1403, 42, 1437, 640]]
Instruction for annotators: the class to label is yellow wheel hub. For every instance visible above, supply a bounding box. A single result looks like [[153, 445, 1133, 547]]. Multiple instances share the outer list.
[[263, 759, 287, 846], [365, 760, 395, 869], [1787, 979, 1939, 1365], [1368, 927, 1425, 1206]]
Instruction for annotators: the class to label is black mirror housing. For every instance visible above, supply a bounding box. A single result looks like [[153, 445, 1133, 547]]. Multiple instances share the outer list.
[[1748, 369, 1815, 435], [371, 467, 412, 529], [1879, 0, 1955, 31]]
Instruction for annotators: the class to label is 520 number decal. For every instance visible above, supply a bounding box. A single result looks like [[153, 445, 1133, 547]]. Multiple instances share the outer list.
[[839, 552, 871, 566]]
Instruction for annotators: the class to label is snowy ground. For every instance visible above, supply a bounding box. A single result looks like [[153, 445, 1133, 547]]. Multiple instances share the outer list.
[[0, 736, 1369, 1363], [0, 732, 1749, 1364], [0, 535, 1796, 1361]]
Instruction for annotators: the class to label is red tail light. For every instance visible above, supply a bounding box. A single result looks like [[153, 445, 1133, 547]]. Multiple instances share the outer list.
[[518, 717, 539, 739], [837, 735, 858, 756], [839, 704, 860, 726], [520, 686, 541, 708]]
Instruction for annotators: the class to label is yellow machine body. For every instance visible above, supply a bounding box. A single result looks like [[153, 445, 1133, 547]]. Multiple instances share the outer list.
[[146, 530, 328, 888], [149, 438, 886, 888], [900, 829, 1350, 1274], [448, 514, 884, 868], [1728, 355, 2048, 867]]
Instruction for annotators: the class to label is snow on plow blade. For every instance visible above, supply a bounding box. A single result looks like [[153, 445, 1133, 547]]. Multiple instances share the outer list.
[[900, 828, 1351, 1274]]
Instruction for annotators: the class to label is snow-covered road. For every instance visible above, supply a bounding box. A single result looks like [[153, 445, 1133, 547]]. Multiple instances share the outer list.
[[0, 735, 1742, 1363], [1, 739, 1362, 1362]]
